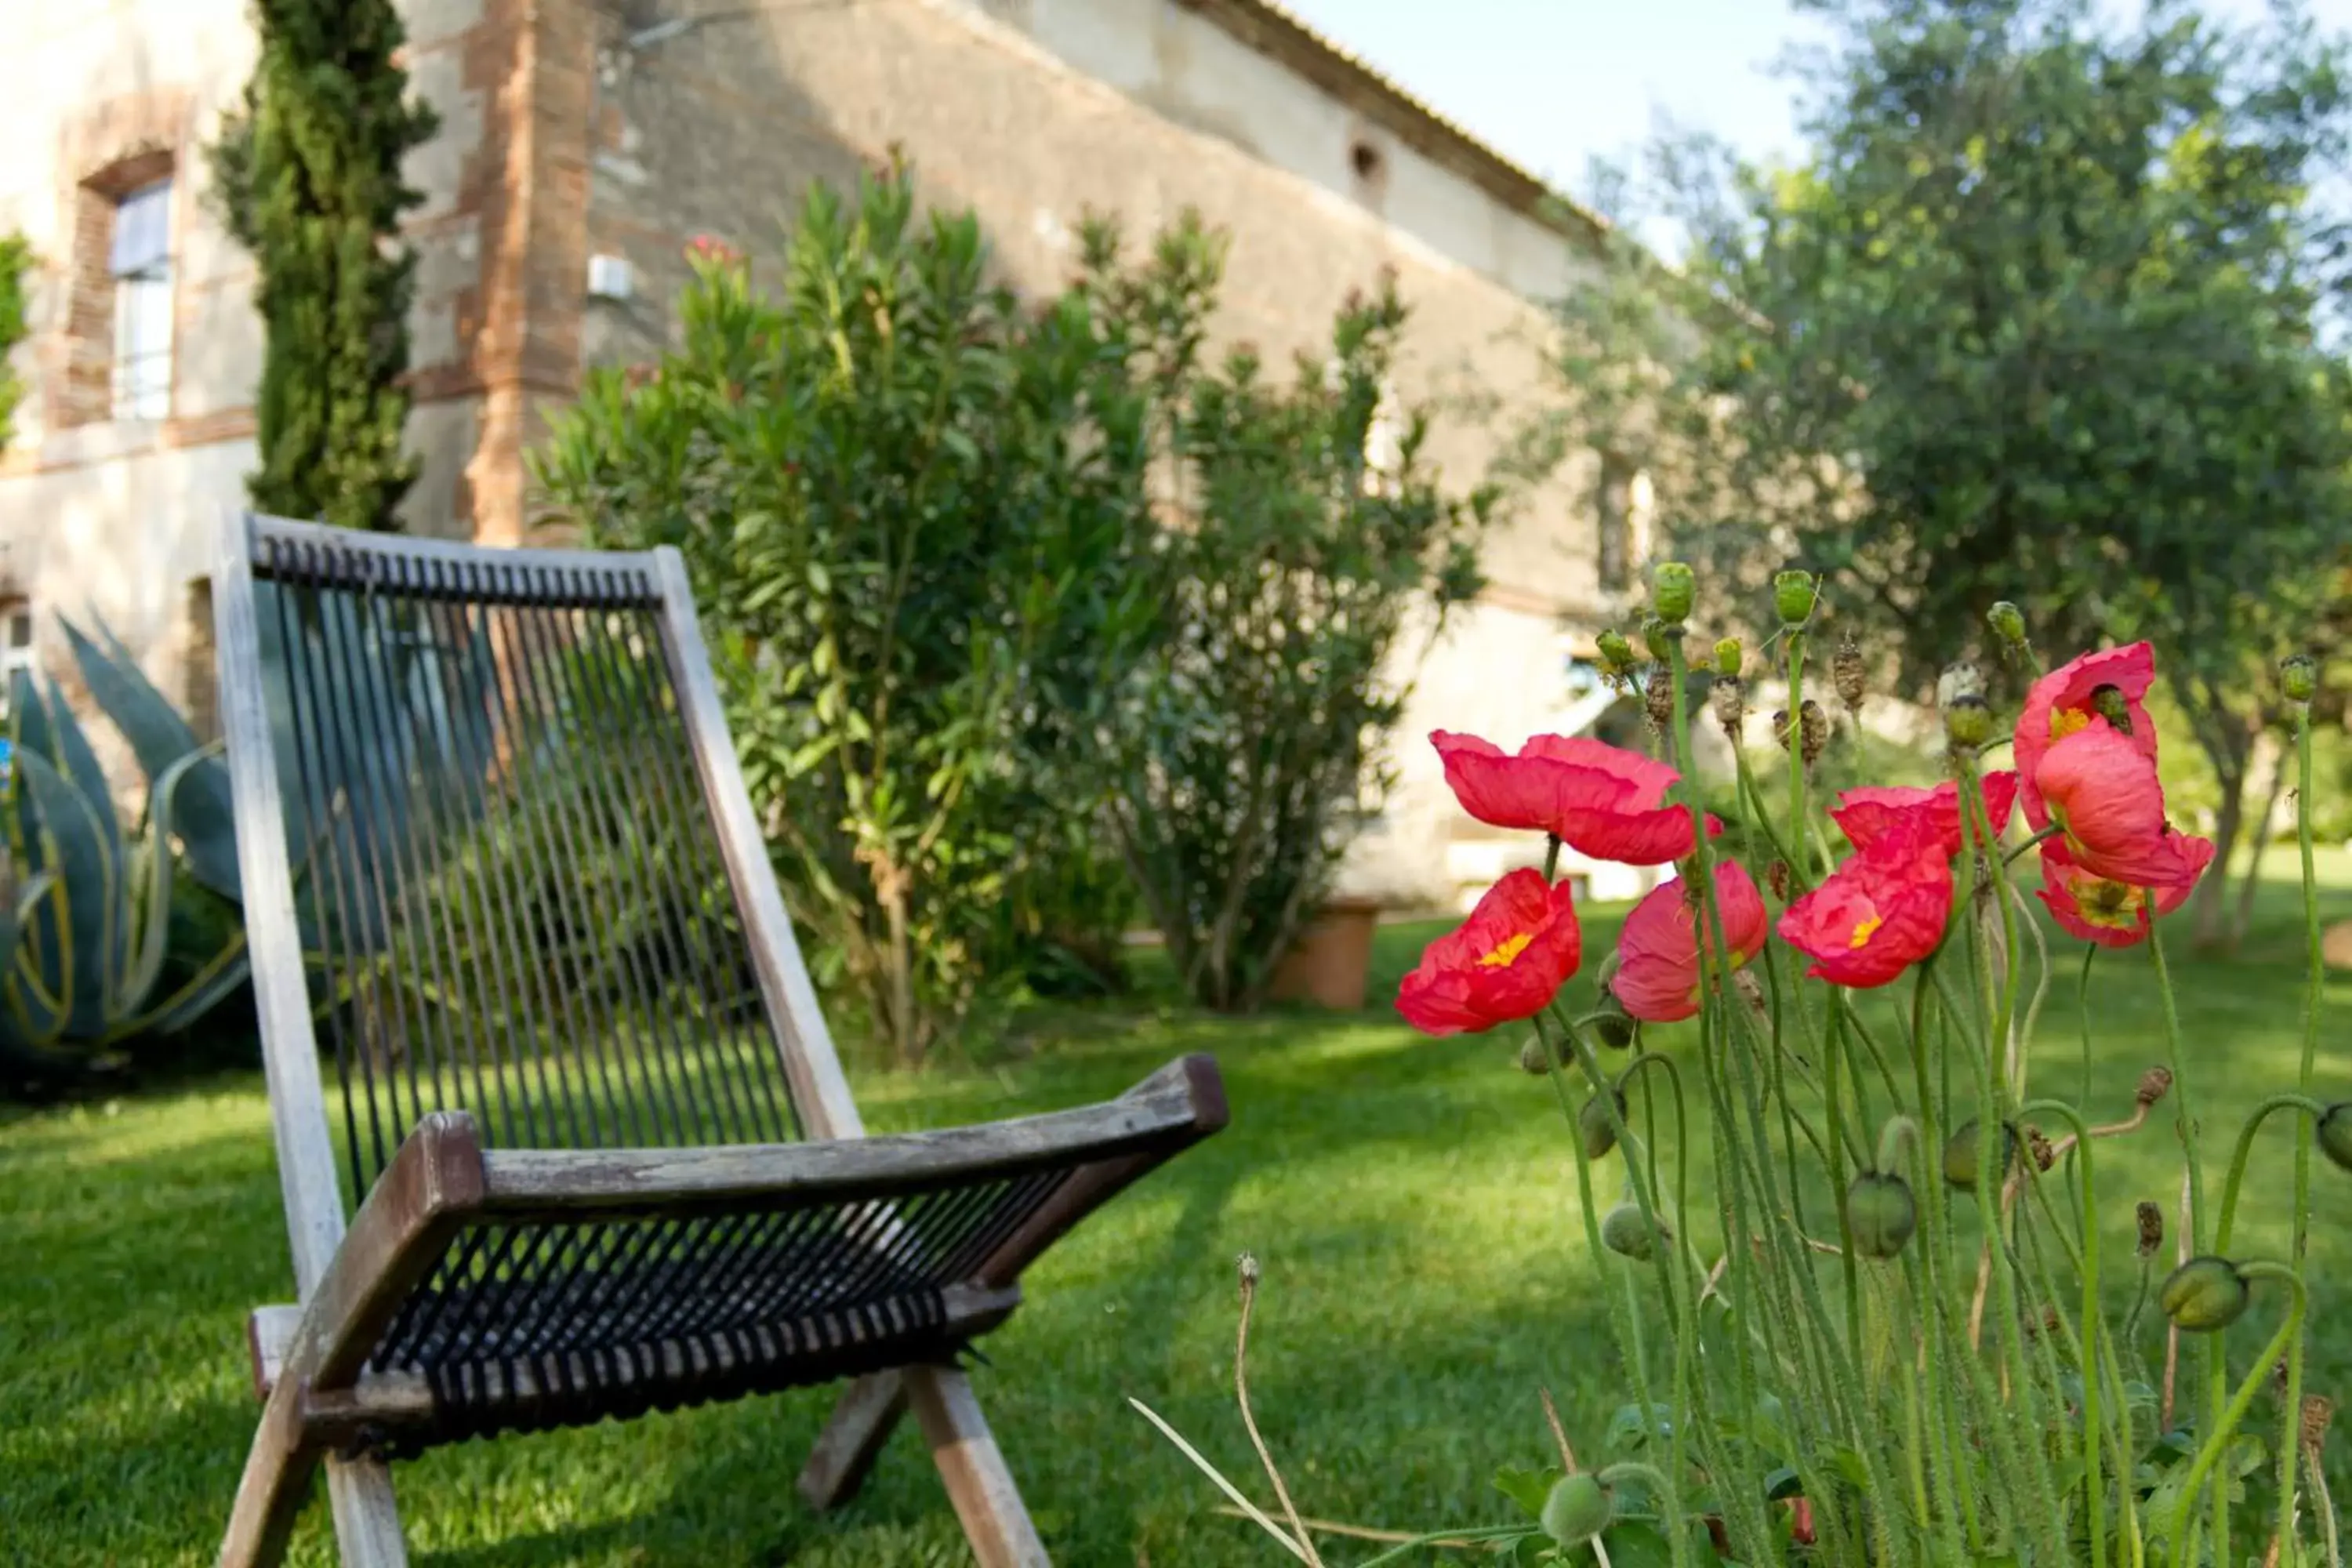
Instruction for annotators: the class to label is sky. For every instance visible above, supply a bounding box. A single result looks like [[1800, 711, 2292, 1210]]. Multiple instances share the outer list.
[[1276, 0, 2352, 216]]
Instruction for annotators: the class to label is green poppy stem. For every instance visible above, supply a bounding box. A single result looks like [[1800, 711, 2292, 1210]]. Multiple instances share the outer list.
[[2211, 1093, 2329, 1254], [2168, 1265, 2307, 1568], [2020, 1098, 2107, 1566], [2279, 697, 2325, 1563]]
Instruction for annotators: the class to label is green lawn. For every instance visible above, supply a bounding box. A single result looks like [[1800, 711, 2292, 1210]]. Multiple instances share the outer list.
[[9, 856, 2352, 1565]]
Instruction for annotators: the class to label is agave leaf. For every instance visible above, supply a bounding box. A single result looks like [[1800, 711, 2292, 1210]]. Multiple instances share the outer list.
[[64, 617, 240, 904], [15, 677, 127, 1015], [5, 852, 67, 1032], [0, 868, 64, 1051], [0, 866, 50, 982], [108, 928, 250, 1041], [115, 747, 215, 1016], [14, 748, 121, 1036], [0, 862, 71, 1058], [11, 666, 53, 769]]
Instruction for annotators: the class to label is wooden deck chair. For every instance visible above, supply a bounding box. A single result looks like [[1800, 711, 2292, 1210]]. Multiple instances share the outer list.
[[212, 514, 1226, 1568]]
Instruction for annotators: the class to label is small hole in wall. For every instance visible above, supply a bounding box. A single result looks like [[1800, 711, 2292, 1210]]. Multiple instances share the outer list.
[[1350, 139, 1385, 183]]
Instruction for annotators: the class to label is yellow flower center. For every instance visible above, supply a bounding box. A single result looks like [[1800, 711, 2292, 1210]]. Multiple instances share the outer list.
[[1849, 914, 1884, 949], [2079, 878, 2147, 930], [2049, 707, 2093, 742], [1479, 931, 1534, 968]]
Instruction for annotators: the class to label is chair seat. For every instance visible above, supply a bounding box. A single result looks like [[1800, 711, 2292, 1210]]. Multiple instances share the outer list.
[[352, 1169, 1065, 1450]]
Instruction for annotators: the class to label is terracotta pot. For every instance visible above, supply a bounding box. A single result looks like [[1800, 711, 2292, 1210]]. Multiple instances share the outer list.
[[1269, 897, 1384, 1010]]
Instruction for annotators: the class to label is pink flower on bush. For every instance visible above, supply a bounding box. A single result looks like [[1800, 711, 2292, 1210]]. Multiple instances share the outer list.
[[2035, 838, 2213, 949], [2014, 643, 2158, 829], [686, 233, 744, 267], [1831, 772, 2019, 858], [1432, 731, 1721, 866], [1397, 869, 1582, 1036], [1777, 818, 1952, 988], [1613, 862, 1769, 1023]]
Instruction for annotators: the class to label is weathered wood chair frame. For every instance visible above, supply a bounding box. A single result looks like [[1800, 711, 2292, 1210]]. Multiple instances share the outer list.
[[212, 513, 1226, 1567]]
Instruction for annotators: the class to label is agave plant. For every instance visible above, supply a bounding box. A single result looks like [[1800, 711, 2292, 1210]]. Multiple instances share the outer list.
[[0, 619, 249, 1077]]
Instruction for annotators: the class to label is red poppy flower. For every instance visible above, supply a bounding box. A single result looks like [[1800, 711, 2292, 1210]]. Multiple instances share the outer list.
[[2014, 643, 2158, 829], [2035, 838, 2213, 949], [1398, 869, 1583, 1036], [1831, 772, 2020, 859], [1432, 731, 1720, 866], [2033, 720, 2209, 887], [1777, 819, 1952, 988], [1614, 862, 1770, 1023]]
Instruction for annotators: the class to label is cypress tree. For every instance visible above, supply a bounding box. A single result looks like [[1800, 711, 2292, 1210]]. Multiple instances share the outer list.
[[211, 0, 437, 530]]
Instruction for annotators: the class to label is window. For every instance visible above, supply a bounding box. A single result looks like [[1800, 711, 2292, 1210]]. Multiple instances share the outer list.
[[110, 179, 172, 421], [0, 601, 34, 717], [1596, 453, 1632, 591]]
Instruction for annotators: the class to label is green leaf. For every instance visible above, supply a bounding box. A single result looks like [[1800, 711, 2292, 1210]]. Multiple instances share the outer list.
[[1493, 1465, 1562, 1521], [1598, 1522, 1674, 1568]]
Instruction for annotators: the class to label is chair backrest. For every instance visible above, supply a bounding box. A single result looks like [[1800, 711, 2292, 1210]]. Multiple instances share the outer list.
[[216, 514, 864, 1283]]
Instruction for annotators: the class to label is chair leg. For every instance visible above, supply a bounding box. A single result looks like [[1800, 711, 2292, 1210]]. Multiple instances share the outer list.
[[325, 1456, 408, 1566], [904, 1366, 1050, 1568], [220, 1381, 324, 1568], [798, 1370, 910, 1509]]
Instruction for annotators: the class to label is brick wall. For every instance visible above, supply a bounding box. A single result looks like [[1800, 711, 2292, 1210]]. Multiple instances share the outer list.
[[46, 98, 187, 434]]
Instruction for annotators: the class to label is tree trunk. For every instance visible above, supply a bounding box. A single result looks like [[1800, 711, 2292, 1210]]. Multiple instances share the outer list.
[[2229, 754, 2291, 947], [2188, 765, 2246, 951]]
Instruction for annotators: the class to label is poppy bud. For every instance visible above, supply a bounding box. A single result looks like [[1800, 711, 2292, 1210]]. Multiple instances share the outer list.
[[1579, 1091, 1628, 1160], [1713, 637, 1743, 678], [1601, 1201, 1668, 1261], [1597, 629, 1636, 680], [2159, 1255, 2251, 1334], [1832, 632, 1866, 710], [1799, 699, 1829, 768], [2091, 684, 2133, 737], [2136, 1200, 2164, 1258], [2136, 1066, 2173, 1108], [1651, 561, 1696, 626], [1943, 1119, 2017, 1192], [1987, 601, 2027, 648], [1772, 708, 1792, 753], [2303, 1394, 2336, 1452], [1541, 1473, 1613, 1546], [2317, 1102, 2352, 1173], [1944, 695, 1994, 751], [1642, 617, 1674, 661], [2026, 1127, 2056, 1173], [1711, 674, 1746, 738], [2282, 654, 2318, 706], [1592, 982, 1636, 1050], [1773, 569, 1817, 628], [1644, 669, 1676, 733], [1767, 860, 1791, 902], [1845, 1172, 1918, 1258], [1519, 1036, 1552, 1076]]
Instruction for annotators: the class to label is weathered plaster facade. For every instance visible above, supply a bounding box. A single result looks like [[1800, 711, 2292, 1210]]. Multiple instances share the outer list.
[[0, 0, 1646, 906]]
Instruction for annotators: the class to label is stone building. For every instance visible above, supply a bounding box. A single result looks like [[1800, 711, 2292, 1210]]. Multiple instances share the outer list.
[[0, 0, 1657, 910]]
